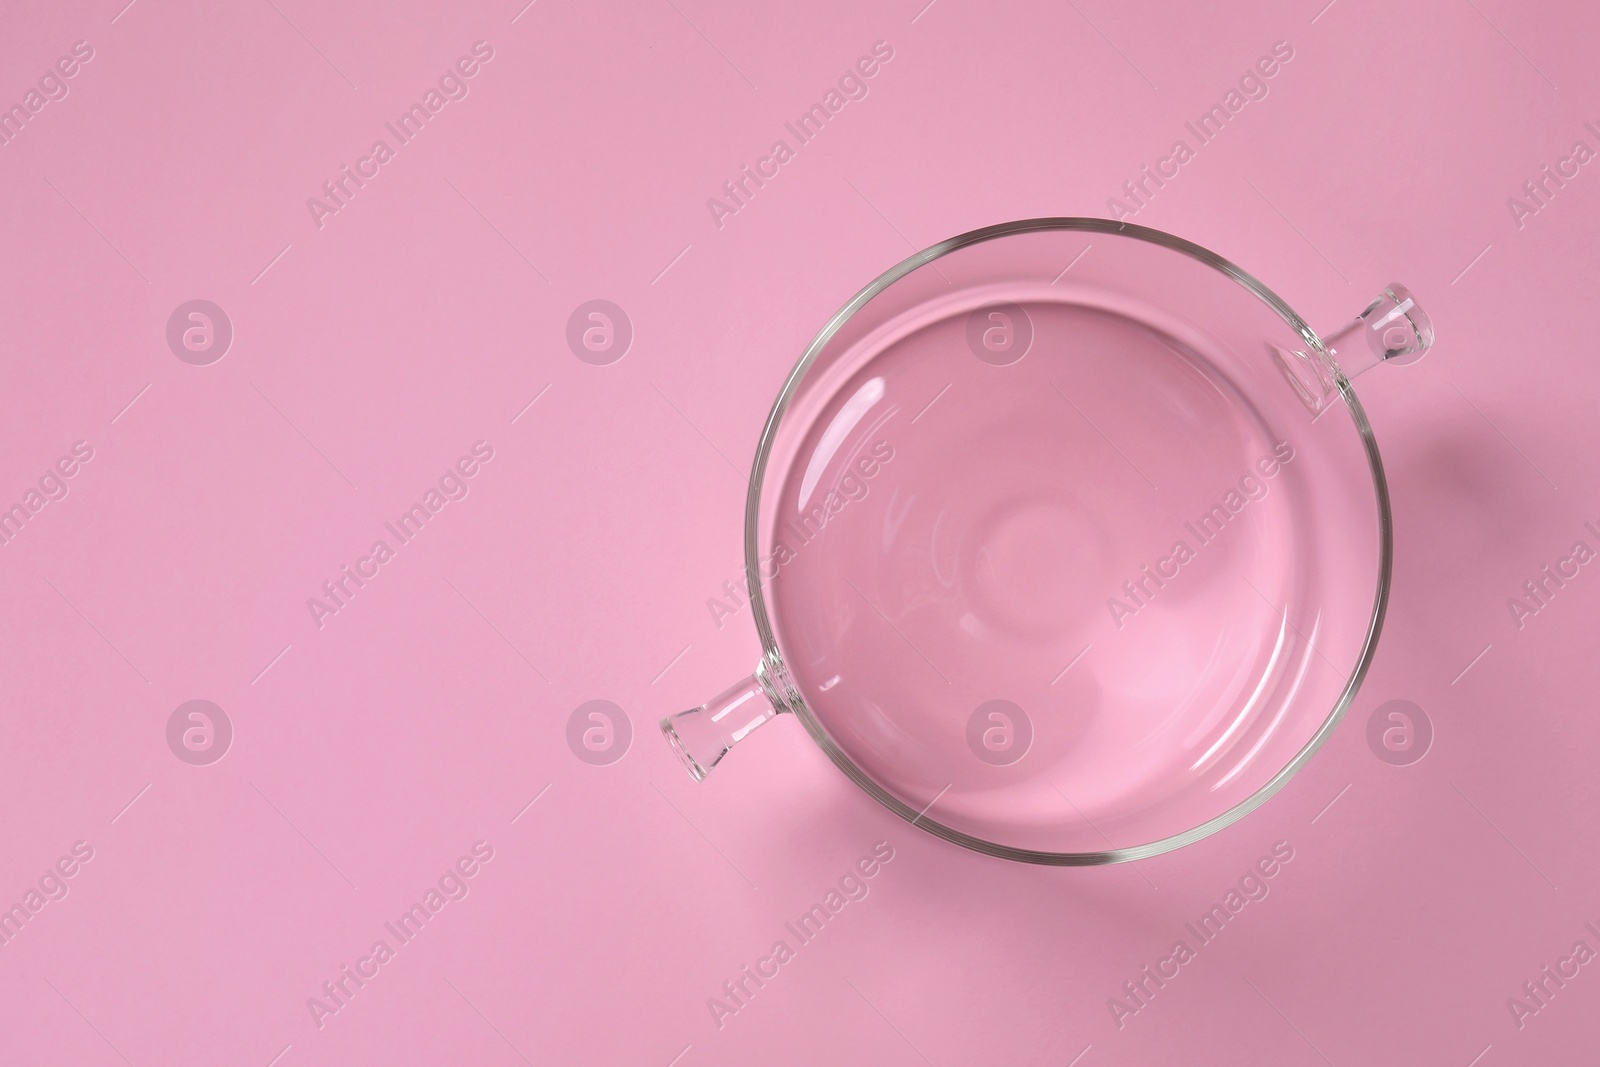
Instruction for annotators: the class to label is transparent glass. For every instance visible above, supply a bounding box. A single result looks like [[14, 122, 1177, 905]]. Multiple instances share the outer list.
[[661, 219, 1433, 865]]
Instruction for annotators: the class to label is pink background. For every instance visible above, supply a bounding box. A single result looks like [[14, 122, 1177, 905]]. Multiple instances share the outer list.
[[1, 0, 1597, 1063]]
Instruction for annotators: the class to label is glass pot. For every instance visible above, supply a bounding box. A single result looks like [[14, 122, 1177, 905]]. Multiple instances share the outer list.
[[661, 218, 1433, 865]]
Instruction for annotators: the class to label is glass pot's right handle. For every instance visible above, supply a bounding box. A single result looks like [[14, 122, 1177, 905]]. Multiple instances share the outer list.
[[1273, 283, 1435, 413], [660, 665, 787, 781]]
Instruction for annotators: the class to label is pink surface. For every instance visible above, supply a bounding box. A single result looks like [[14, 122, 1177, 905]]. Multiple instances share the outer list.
[[1, 0, 1596, 1064]]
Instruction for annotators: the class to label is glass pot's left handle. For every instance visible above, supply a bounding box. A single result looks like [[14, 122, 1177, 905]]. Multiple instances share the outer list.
[[661, 669, 786, 781]]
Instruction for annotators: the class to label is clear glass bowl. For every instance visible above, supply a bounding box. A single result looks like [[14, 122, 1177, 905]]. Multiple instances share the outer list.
[[662, 218, 1433, 865]]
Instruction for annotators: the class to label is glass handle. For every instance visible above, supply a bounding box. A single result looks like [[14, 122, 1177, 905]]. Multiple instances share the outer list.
[[660, 671, 785, 781], [1322, 282, 1434, 376], [1273, 283, 1435, 414]]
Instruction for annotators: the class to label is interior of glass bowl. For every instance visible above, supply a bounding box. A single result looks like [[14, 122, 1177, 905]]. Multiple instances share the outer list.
[[745, 220, 1388, 863]]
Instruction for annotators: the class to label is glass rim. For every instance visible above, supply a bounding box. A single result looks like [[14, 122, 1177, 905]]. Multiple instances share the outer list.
[[742, 216, 1391, 865]]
